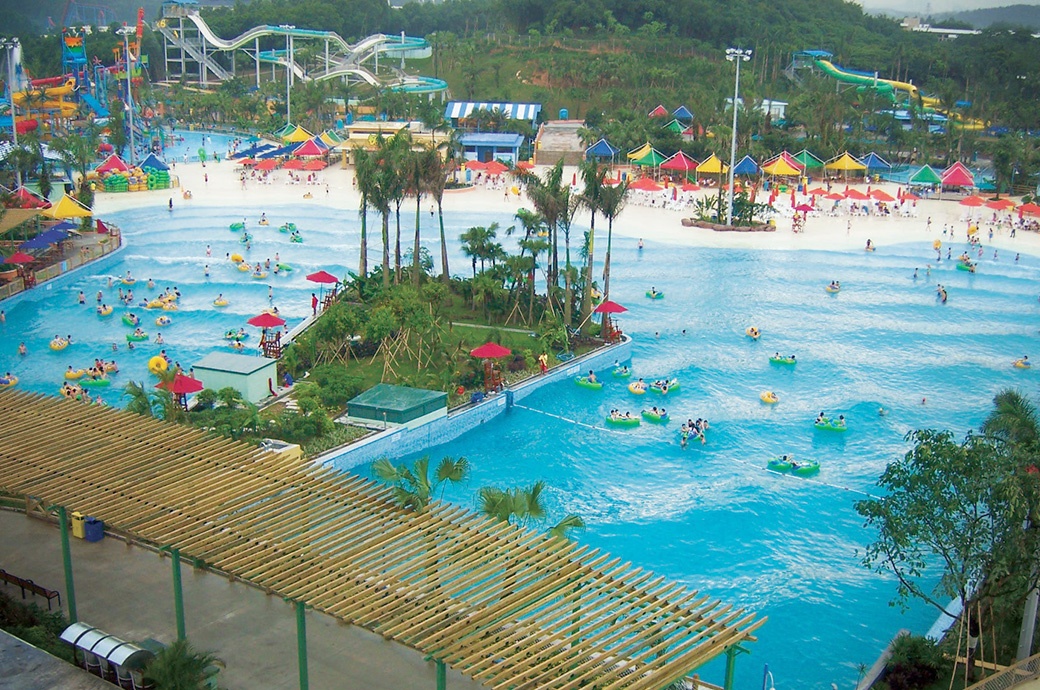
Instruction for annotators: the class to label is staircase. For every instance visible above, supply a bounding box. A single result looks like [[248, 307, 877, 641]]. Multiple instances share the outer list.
[[156, 24, 232, 82]]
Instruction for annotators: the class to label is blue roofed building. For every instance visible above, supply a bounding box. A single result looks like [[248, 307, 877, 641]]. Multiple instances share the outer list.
[[458, 132, 525, 165]]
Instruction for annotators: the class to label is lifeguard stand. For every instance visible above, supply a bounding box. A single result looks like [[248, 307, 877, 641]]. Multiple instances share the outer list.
[[483, 360, 503, 393]]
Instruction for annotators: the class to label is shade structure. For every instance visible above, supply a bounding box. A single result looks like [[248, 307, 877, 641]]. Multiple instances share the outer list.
[[42, 194, 91, 219], [254, 159, 280, 172], [282, 125, 314, 143], [470, 342, 512, 358], [292, 139, 326, 157], [661, 119, 686, 134], [673, 105, 694, 122], [3, 251, 35, 264], [464, 159, 487, 171], [516, 160, 535, 170], [155, 373, 204, 395], [681, 181, 701, 191], [909, 165, 942, 185], [306, 270, 340, 284], [629, 177, 663, 192], [248, 312, 287, 328], [870, 189, 896, 202], [281, 159, 305, 170], [584, 138, 619, 159], [844, 189, 869, 201], [302, 159, 327, 171], [861, 152, 892, 171], [648, 104, 668, 118], [12, 186, 50, 209], [593, 299, 627, 314], [697, 154, 728, 174], [237, 158, 257, 166], [825, 152, 867, 172], [763, 151, 805, 172], [942, 162, 975, 188], [761, 157, 800, 176], [807, 187, 829, 196], [959, 195, 985, 207], [138, 152, 169, 171], [900, 192, 921, 201], [633, 148, 666, 167], [1018, 202, 1040, 215], [319, 130, 344, 146], [20, 227, 67, 249], [273, 122, 296, 138], [732, 155, 760, 176], [792, 149, 824, 170], [986, 198, 1015, 210], [95, 154, 130, 174], [794, 203, 814, 213], [259, 144, 297, 159], [660, 151, 699, 172], [484, 160, 509, 176], [627, 142, 655, 161], [824, 192, 845, 201]]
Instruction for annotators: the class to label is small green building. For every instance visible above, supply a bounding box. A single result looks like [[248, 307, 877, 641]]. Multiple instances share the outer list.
[[347, 384, 447, 427], [193, 352, 278, 404]]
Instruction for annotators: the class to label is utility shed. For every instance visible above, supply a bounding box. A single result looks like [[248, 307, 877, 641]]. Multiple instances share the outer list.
[[347, 384, 447, 427], [193, 352, 277, 403]]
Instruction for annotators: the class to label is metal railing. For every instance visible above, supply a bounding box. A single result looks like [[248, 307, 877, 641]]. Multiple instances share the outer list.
[[965, 651, 1040, 690], [0, 231, 122, 304]]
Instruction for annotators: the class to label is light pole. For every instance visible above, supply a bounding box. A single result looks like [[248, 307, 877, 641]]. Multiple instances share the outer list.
[[2, 37, 21, 187], [725, 48, 752, 227], [117, 26, 136, 165], [280, 25, 295, 124]]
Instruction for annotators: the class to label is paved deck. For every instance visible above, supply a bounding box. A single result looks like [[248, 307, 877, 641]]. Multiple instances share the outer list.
[[0, 509, 487, 690]]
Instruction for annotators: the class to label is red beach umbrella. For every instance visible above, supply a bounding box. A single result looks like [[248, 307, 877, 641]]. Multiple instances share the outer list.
[[516, 161, 534, 171], [155, 373, 204, 395], [1018, 202, 1040, 215], [986, 198, 1015, 210], [464, 160, 486, 171], [825, 192, 844, 201], [901, 192, 921, 201], [470, 342, 512, 359], [844, 189, 869, 201], [306, 270, 340, 284], [3, 251, 35, 264], [807, 187, 828, 196], [247, 312, 286, 328], [484, 161, 509, 176], [960, 195, 985, 207], [254, 159, 280, 171], [870, 189, 896, 202], [794, 203, 814, 213], [629, 177, 663, 192], [281, 159, 305, 170], [593, 300, 628, 314]]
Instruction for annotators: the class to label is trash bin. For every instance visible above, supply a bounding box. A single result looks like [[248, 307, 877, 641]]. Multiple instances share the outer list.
[[71, 511, 86, 539], [83, 517, 104, 543]]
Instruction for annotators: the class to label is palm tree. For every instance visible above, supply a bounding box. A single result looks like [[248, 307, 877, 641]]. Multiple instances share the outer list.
[[50, 125, 100, 195], [479, 481, 586, 539], [373, 455, 470, 512], [522, 161, 569, 290], [143, 639, 223, 690], [353, 146, 374, 278], [599, 179, 630, 299], [577, 160, 607, 330], [407, 146, 439, 288], [421, 147, 451, 283], [518, 236, 551, 322], [384, 132, 410, 284], [982, 389, 1040, 464]]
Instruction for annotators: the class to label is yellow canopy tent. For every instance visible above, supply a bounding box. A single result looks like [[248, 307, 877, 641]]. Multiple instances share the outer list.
[[761, 157, 801, 176], [283, 125, 314, 143], [626, 142, 653, 161], [42, 194, 92, 219], [697, 153, 728, 174], [825, 152, 867, 172]]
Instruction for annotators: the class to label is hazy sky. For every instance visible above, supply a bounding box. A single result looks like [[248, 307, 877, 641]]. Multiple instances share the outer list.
[[858, 0, 1040, 12]]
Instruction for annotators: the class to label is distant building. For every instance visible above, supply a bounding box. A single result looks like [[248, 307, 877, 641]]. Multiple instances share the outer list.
[[724, 98, 788, 121], [458, 132, 524, 164]]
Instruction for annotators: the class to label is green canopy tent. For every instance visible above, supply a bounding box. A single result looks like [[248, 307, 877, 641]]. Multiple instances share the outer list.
[[793, 149, 825, 170], [909, 164, 943, 186], [661, 119, 686, 134], [633, 148, 666, 167]]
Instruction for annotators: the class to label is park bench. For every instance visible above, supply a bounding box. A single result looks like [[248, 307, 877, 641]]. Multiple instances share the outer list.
[[0, 568, 61, 609]]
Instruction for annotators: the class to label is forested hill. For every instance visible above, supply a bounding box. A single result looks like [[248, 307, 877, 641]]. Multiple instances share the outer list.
[[943, 4, 1040, 29]]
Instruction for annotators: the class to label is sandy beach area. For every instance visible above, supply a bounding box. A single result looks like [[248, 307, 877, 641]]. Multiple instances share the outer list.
[[93, 158, 1038, 259]]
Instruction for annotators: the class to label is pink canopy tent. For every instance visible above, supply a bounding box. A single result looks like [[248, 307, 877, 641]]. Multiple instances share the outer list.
[[292, 138, 326, 157], [95, 154, 130, 174], [660, 151, 699, 173], [942, 162, 975, 188]]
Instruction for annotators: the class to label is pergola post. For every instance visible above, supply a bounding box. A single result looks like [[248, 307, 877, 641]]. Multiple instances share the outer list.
[[436, 659, 446, 690], [296, 600, 309, 690], [171, 547, 186, 641], [724, 645, 748, 690], [56, 506, 78, 623]]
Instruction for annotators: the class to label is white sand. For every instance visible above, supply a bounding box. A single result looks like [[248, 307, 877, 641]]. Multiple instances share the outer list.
[[92, 160, 1038, 259]]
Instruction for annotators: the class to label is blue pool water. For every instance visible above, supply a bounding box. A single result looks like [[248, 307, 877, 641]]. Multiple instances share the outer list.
[[2, 201, 1036, 689], [345, 237, 1040, 689], [155, 129, 242, 163]]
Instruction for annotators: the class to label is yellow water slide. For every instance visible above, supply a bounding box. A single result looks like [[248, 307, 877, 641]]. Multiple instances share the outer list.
[[12, 78, 79, 118]]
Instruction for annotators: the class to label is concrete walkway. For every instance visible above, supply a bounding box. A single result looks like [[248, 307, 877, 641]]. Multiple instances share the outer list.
[[0, 510, 486, 690]]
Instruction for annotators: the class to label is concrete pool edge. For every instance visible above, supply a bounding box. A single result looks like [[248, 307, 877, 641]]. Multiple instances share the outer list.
[[0, 240, 127, 311], [315, 336, 634, 471]]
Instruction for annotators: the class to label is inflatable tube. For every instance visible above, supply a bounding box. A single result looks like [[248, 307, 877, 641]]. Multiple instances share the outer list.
[[627, 382, 647, 395], [825, 285, 840, 293], [575, 376, 602, 390], [792, 460, 821, 476], [252, 272, 268, 279], [760, 391, 779, 404], [276, 263, 292, 272], [258, 219, 269, 226], [145, 300, 165, 309], [97, 306, 113, 317], [121, 278, 136, 285], [224, 331, 249, 341], [49, 339, 69, 351], [814, 418, 848, 432], [0, 375, 18, 389], [745, 327, 760, 340], [612, 367, 631, 378], [65, 369, 85, 380], [230, 253, 244, 263], [279, 223, 296, 233], [650, 378, 680, 395], [238, 262, 251, 272], [769, 356, 796, 365], [162, 303, 178, 312], [228, 341, 246, 351], [767, 457, 792, 472], [957, 262, 976, 273], [148, 356, 168, 374], [126, 332, 149, 342], [155, 316, 172, 327], [104, 362, 119, 373], [239, 234, 252, 244], [606, 415, 640, 428], [641, 409, 668, 423], [1014, 359, 1032, 369], [80, 377, 110, 388], [122, 314, 139, 327], [213, 299, 229, 307], [645, 291, 664, 300], [290, 236, 303, 243], [230, 222, 245, 231]]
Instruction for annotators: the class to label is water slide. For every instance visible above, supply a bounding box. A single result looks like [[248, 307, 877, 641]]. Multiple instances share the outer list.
[[12, 78, 79, 117], [79, 92, 110, 118]]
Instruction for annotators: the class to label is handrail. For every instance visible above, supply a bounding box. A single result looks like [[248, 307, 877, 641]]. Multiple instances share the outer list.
[[964, 651, 1040, 690]]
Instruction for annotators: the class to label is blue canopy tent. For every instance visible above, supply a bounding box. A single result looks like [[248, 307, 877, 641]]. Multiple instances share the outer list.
[[138, 153, 170, 171], [861, 152, 892, 171], [672, 105, 694, 122], [20, 227, 68, 249], [236, 143, 275, 159], [259, 145, 297, 159], [585, 138, 620, 163], [732, 155, 760, 176], [47, 221, 78, 232]]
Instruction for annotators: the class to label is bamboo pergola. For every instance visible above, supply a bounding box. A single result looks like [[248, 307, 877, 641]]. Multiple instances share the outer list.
[[0, 391, 765, 690]]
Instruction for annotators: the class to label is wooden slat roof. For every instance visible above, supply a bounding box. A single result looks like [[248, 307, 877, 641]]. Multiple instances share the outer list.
[[0, 391, 765, 690]]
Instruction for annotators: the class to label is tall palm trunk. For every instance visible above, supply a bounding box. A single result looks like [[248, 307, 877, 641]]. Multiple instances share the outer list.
[[580, 215, 595, 331], [381, 213, 391, 289], [437, 197, 449, 284], [603, 217, 614, 298], [359, 204, 368, 277], [394, 204, 402, 285], [412, 196, 422, 288]]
